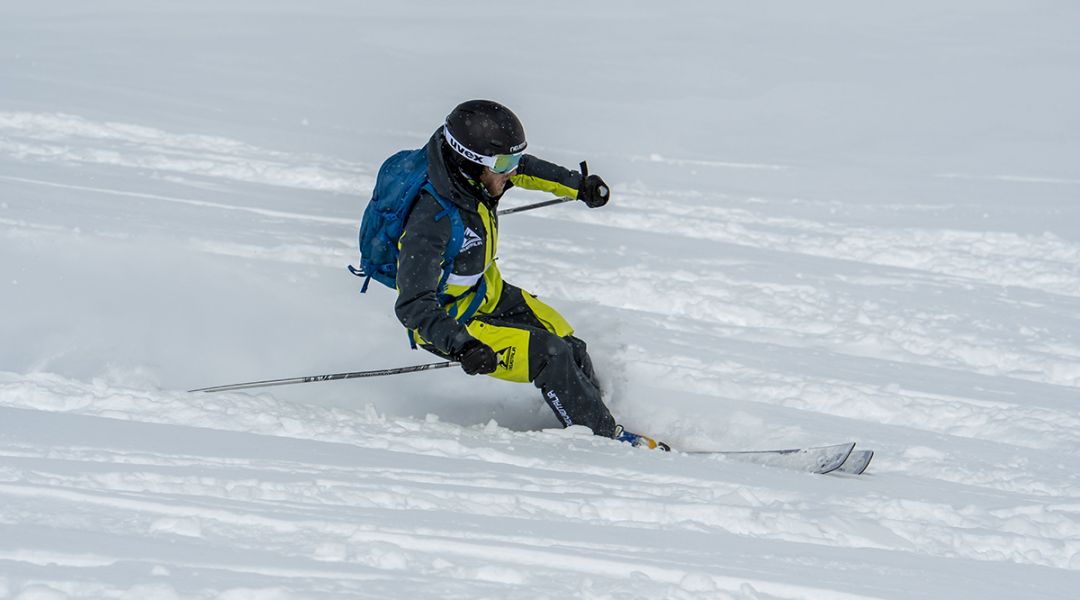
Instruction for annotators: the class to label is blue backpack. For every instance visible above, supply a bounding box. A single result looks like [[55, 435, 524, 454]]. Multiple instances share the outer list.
[[349, 148, 466, 294]]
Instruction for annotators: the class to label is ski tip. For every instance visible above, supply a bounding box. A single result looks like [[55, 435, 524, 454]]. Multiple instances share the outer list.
[[815, 442, 857, 474], [856, 450, 875, 474], [835, 449, 874, 475]]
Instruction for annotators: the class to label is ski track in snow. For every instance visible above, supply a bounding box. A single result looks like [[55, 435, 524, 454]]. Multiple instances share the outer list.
[[0, 111, 373, 195], [4, 11, 1080, 594], [3, 375, 1080, 599], [544, 189, 1080, 301], [509, 196, 1080, 388]]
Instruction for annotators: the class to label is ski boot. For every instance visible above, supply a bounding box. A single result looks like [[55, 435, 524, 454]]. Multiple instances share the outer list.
[[614, 425, 671, 451]]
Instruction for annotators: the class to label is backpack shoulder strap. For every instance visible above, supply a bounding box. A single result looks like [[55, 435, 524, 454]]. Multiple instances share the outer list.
[[424, 183, 465, 279]]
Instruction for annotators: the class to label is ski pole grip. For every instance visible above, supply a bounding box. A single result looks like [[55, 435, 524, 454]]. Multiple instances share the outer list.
[[579, 160, 589, 178]]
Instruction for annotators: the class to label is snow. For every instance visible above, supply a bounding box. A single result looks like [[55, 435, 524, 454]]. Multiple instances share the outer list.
[[2, 1, 1080, 598]]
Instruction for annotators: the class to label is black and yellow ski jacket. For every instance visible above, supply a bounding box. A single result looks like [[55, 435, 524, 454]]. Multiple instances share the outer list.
[[394, 129, 583, 357]]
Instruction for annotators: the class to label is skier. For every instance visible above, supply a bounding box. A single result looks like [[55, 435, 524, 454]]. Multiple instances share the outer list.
[[392, 99, 665, 450]]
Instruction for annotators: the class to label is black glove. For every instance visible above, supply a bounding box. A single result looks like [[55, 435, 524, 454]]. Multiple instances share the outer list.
[[579, 175, 610, 208], [577, 161, 610, 208], [455, 339, 498, 375]]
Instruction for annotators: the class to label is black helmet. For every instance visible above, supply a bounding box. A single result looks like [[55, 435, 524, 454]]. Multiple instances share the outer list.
[[443, 100, 527, 175]]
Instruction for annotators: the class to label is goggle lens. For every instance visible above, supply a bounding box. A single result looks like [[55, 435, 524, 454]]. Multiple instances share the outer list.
[[490, 152, 523, 174]]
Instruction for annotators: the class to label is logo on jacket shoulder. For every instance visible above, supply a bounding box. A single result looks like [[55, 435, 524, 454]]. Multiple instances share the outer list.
[[461, 227, 483, 252]]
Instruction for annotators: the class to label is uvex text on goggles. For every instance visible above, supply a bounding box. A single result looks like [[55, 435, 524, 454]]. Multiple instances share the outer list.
[[443, 125, 525, 174]]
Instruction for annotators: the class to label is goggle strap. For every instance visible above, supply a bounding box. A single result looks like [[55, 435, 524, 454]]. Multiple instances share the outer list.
[[444, 125, 522, 173]]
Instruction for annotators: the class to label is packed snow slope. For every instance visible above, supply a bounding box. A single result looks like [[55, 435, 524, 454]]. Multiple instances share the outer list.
[[3, 2, 1080, 598]]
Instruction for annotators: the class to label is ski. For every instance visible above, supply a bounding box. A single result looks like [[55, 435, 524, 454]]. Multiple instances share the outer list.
[[684, 442, 856, 475], [835, 449, 874, 475]]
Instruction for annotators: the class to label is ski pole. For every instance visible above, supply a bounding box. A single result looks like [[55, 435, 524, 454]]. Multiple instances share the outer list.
[[188, 360, 457, 393], [497, 195, 576, 216]]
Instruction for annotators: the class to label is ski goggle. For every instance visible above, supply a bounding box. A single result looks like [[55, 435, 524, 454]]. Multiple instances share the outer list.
[[444, 125, 525, 174], [488, 151, 523, 174]]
